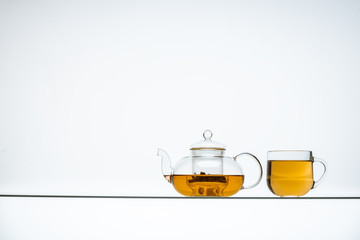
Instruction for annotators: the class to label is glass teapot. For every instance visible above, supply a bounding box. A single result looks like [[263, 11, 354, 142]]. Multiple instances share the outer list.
[[157, 130, 263, 197]]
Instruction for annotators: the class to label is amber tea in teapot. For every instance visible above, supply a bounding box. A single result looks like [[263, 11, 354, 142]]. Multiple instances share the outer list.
[[158, 130, 262, 197], [171, 174, 244, 197]]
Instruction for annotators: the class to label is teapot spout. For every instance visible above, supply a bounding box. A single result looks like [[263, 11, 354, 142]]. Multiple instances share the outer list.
[[157, 149, 173, 183]]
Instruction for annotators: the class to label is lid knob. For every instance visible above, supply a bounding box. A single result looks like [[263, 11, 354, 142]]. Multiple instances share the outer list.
[[203, 130, 213, 140]]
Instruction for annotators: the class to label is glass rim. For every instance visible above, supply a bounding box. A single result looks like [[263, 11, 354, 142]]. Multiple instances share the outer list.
[[267, 150, 314, 161], [267, 150, 312, 153]]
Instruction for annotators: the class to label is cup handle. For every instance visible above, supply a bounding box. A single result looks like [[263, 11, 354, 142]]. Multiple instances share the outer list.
[[312, 157, 327, 189], [234, 152, 263, 189]]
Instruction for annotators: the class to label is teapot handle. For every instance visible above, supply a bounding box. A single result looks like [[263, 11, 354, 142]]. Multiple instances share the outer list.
[[312, 157, 327, 189], [234, 152, 263, 189]]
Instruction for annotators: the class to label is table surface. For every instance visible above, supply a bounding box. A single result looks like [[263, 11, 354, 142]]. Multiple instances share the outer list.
[[1, 194, 359, 199], [1, 194, 360, 240]]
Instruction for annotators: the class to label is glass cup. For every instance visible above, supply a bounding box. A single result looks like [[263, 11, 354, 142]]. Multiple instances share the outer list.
[[267, 150, 327, 197]]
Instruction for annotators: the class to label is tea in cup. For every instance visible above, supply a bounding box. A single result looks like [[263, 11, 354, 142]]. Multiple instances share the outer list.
[[267, 150, 327, 197]]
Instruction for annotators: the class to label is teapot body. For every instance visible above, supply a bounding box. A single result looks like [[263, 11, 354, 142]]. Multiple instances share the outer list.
[[158, 130, 263, 197]]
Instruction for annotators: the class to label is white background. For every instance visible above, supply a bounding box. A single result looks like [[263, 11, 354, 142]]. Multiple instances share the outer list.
[[0, 0, 360, 239]]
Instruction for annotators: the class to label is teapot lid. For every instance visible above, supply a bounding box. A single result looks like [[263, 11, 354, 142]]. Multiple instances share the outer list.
[[190, 130, 226, 150]]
